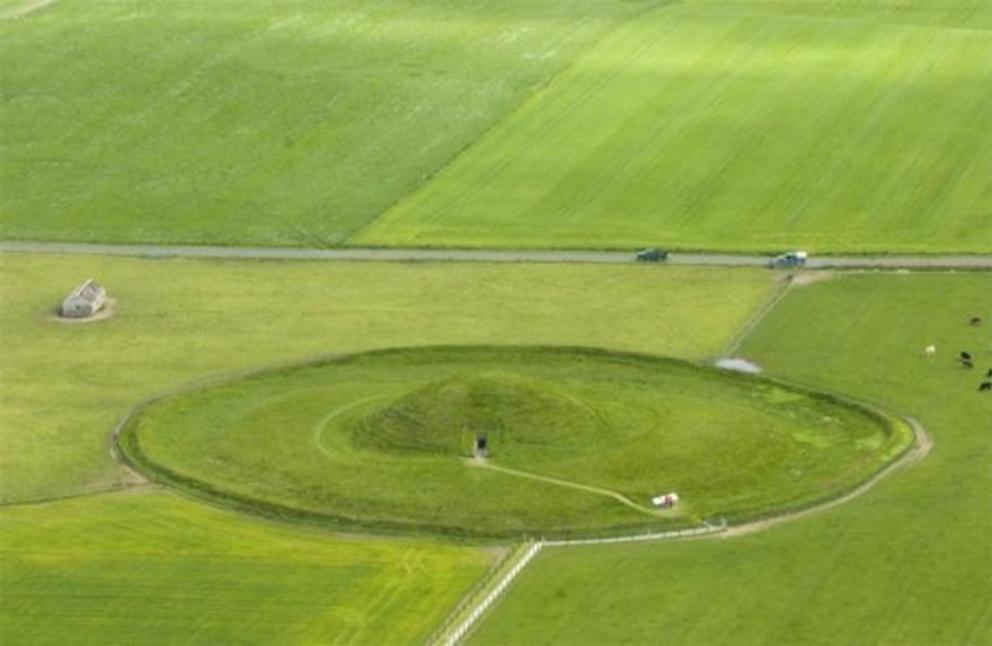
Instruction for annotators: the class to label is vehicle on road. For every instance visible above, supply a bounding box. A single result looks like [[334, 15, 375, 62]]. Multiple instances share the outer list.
[[636, 248, 669, 262], [769, 251, 807, 268]]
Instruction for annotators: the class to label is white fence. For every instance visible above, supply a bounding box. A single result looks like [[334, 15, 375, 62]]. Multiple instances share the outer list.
[[434, 519, 728, 646], [546, 518, 727, 547], [441, 541, 544, 646]]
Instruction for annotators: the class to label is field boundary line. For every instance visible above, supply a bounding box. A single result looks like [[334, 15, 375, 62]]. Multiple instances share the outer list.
[[0, 482, 155, 509], [718, 278, 793, 358], [434, 540, 544, 646], [423, 545, 518, 646], [345, 0, 677, 243], [434, 520, 729, 646], [3, 241, 992, 269]]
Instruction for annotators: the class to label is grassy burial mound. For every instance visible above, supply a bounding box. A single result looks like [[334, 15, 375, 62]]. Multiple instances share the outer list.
[[358, 0, 992, 253], [118, 346, 911, 538]]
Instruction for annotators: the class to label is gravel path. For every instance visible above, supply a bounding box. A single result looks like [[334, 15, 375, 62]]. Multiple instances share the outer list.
[[3, 241, 991, 269], [466, 459, 667, 518]]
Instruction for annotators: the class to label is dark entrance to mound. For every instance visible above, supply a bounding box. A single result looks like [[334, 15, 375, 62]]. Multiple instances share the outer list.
[[474, 434, 489, 458]]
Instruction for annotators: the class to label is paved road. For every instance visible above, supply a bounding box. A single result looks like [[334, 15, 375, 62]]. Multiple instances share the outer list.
[[3, 241, 991, 269]]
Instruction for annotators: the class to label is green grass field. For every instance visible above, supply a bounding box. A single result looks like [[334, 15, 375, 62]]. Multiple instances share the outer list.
[[3, 1, 991, 641], [1, 258, 988, 643], [0, 255, 772, 642], [358, 0, 992, 252], [0, 0, 648, 246], [121, 346, 906, 537], [471, 272, 992, 645], [0, 491, 493, 644], [0, 253, 773, 504], [3, 1, 988, 252]]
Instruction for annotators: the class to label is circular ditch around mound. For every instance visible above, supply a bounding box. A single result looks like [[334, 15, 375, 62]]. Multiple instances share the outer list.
[[117, 346, 913, 539]]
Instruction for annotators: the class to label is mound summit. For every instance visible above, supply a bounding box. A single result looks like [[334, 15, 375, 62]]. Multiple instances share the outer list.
[[351, 373, 602, 457]]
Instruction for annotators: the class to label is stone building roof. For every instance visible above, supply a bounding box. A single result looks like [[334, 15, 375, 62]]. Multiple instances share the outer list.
[[66, 279, 105, 304]]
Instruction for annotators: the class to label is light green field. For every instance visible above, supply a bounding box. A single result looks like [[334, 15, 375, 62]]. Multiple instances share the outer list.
[[121, 346, 905, 537], [358, 0, 992, 252], [4, 2, 988, 252], [0, 0, 648, 246], [0, 254, 773, 504], [0, 491, 492, 644], [472, 272, 992, 645]]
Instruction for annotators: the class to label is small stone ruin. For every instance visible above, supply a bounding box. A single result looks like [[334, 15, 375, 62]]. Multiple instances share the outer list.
[[60, 279, 107, 319]]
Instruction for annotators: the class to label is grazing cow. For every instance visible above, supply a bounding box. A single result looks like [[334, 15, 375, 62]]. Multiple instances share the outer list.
[[960, 351, 973, 361], [980, 381, 992, 392], [970, 316, 982, 326], [987, 368, 992, 378], [924, 345, 936, 357]]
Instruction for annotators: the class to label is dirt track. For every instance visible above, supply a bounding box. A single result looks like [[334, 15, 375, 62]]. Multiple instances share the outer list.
[[715, 416, 932, 538], [3, 241, 992, 269]]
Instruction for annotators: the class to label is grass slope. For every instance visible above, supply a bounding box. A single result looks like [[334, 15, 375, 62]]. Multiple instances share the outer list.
[[471, 272, 992, 645], [0, 491, 492, 644], [357, 0, 992, 253], [0, 254, 773, 503], [0, 0, 648, 245], [122, 346, 904, 537]]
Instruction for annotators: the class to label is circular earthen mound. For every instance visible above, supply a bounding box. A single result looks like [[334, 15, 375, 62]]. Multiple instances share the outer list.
[[118, 346, 912, 538]]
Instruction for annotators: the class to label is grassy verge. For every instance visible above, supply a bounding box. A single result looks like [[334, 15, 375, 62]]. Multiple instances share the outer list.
[[0, 254, 774, 503]]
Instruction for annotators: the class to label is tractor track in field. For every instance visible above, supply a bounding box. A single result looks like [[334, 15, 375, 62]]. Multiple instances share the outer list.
[[3, 241, 992, 269], [1, 0, 57, 21]]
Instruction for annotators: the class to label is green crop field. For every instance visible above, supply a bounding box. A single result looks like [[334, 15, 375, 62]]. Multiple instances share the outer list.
[[358, 0, 992, 253], [0, 0, 648, 246], [0, 491, 493, 644], [472, 272, 992, 645], [120, 346, 907, 537], [3, 0, 991, 643], [0, 253, 773, 504], [3, 1, 988, 252]]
